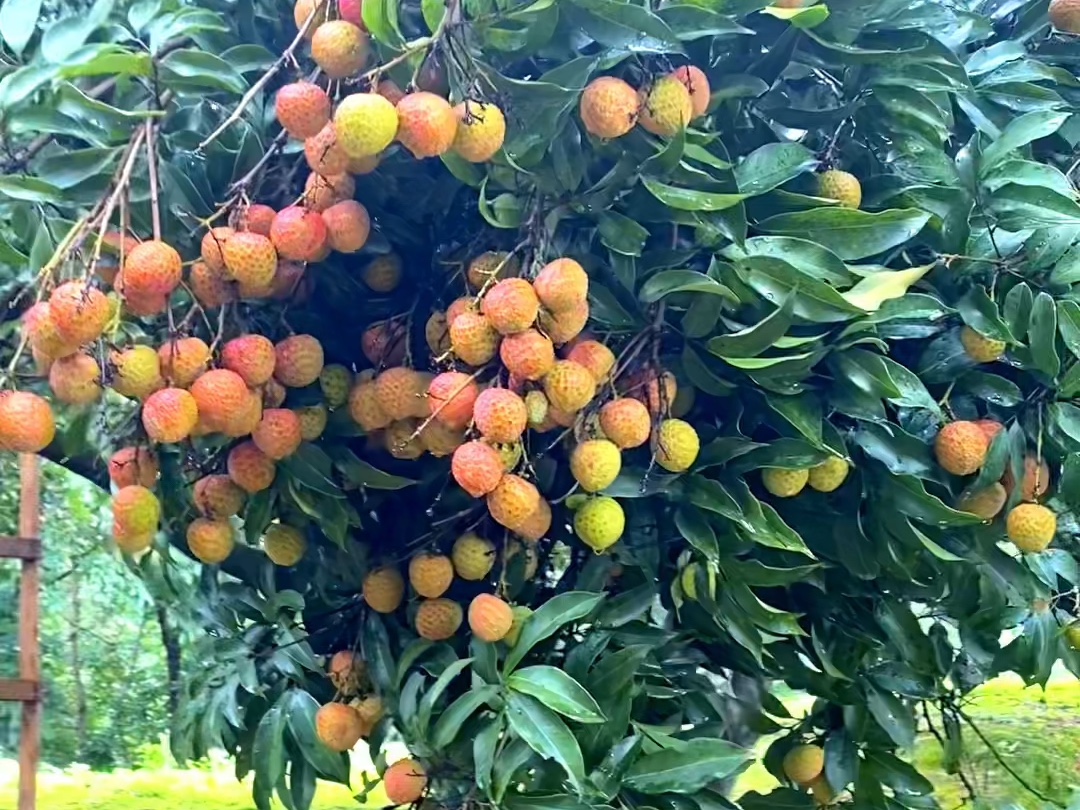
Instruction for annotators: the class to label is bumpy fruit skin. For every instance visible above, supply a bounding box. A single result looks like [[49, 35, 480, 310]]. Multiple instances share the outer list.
[[223, 232, 277, 289], [452, 441, 505, 497], [571, 440, 622, 492], [566, 340, 615, 382], [384, 759, 428, 805], [186, 518, 235, 564], [112, 485, 160, 552], [516, 497, 552, 542], [579, 76, 638, 139], [808, 455, 849, 493], [0, 391, 54, 453], [334, 93, 398, 157], [671, 65, 710, 118], [319, 364, 352, 407], [193, 474, 245, 519], [384, 419, 422, 456], [158, 337, 210, 387], [304, 172, 355, 212], [275, 334, 324, 387], [227, 441, 277, 493], [294, 0, 328, 32], [409, 553, 454, 598], [190, 369, 249, 433], [363, 566, 405, 613], [575, 496, 625, 551], [1049, 0, 1080, 32], [428, 371, 479, 429], [469, 593, 513, 642], [1003, 455, 1051, 501], [467, 251, 519, 289], [539, 301, 589, 345], [199, 228, 231, 275], [315, 703, 363, 752], [639, 75, 692, 137], [304, 122, 348, 175], [957, 482, 1007, 520], [783, 744, 824, 786], [544, 360, 597, 412], [395, 92, 457, 158], [415, 598, 463, 640], [372, 367, 422, 421], [49, 281, 111, 346], [142, 387, 199, 443], [189, 261, 236, 309], [452, 100, 505, 162], [349, 380, 392, 431], [451, 311, 500, 366], [270, 206, 329, 262], [762, 467, 809, 497], [264, 523, 306, 566], [934, 421, 989, 476], [960, 325, 1005, 363], [311, 20, 368, 78], [474, 388, 528, 443], [533, 258, 588, 313], [220, 335, 275, 387], [652, 419, 699, 473], [123, 241, 182, 297], [49, 353, 102, 405], [452, 532, 496, 580], [111, 345, 163, 399], [328, 650, 365, 693], [500, 329, 556, 380], [275, 81, 330, 139], [109, 447, 158, 489], [481, 278, 539, 335], [525, 390, 549, 427], [295, 403, 328, 441], [23, 302, 78, 362], [487, 474, 541, 532], [419, 421, 464, 457], [1006, 503, 1056, 553], [253, 408, 303, 459], [817, 169, 862, 209], [322, 200, 371, 253], [362, 253, 403, 292], [599, 398, 650, 449], [237, 203, 277, 235]]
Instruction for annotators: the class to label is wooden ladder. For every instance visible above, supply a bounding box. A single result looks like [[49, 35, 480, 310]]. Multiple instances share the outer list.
[[1, 454, 41, 810]]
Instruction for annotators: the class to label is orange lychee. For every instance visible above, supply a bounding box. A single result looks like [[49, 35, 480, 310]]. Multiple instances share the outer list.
[[227, 440, 277, 493], [315, 703, 364, 752], [49, 281, 111, 346], [487, 474, 541, 532], [450, 310, 500, 366], [122, 240, 183, 297], [566, 339, 615, 382], [395, 91, 457, 158], [223, 231, 277, 289], [48, 353, 101, 404], [221, 335, 276, 387], [310, 20, 369, 78], [142, 387, 199, 443], [252, 408, 303, 459], [275, 81, 331, 139], [452, 441, 505, 497], [303, 172, 355, 212], [473, 388, 527, 443], [270, 206, 329, 262], [158, 337, 209, 387], [348, 379, 392, 431], [304, 122, 349, 175], [468, 593, 513, 641], [427, 371, 479, 429], [108, 446, 158, 489], [322, 200, 370, 253], [415, 599, 462, 640], [0, 391, 55, 452], [580, 76, 638, 139], [186, 517, 234, 564], [481, 278, 539, 335], [274, 334, 324, 387], [190, 369, 250, 433], [189, 261, 236, 309], [383, 759, 427, 805], [193, 474, 245, 519], [671, 65, 710, 118], [599, 398, 650, 449], [200, 227, 233, 273], [237, 204, 277, 236], [500, 329, 556, 380]]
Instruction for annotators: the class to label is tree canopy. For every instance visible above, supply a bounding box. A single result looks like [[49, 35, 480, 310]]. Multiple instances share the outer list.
[[1, 0, 1080, 808]]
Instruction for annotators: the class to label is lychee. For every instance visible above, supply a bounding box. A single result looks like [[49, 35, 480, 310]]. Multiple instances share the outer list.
[[934, 421, 989, 476], [539, 300, 589, 345], [294, 0, 329, 32], [384, 759, 428, 805], [543, 360, 596, 412], [274, 334, 324, 387], [450, 310, 500, 366], [418, 420, 464, 456], [452, 441, 505, 497], [311, 20, 368, 78], [487, 474, 540, 532], [481, 278, 539, 335], [525, 390, 549, 427], [1050, 0, 1080, 32], [315, 703, 363, 752], [304, 122, 349, 175], [295, 403, 328, 440], [571, 439, 622, 491], [186, 518, 234, 564], [467, 251, 519, 289], [237, 203, 277, 235], [333, 92, 398, 157], [263, 523, 306, 566], [504, 605, 533, 646], [304, 171, 356, 212], [200, 227, 233, 274], [808, 456, 849, 493], [142, 387, 199, 443], [319, 364, 352, 407], [112, 485, 160, 552], [270, 206, 329, 262], [328, 650, 364, 693], [566, 340, 615, 382], [415, 598, 463, 640], [221, 335, 276, 387], [468, 593, 513, 642], [633, 369, 677, 416], [574, 496, 624, 551], [0, 391, 54, 452], [533, 258, 588, 313], [108, 345, 161, 400], [451, 533, 495, 580], [22, 302, 78, 362], [109, 447, 158, 489], [425, 311, 451, 355], [384, 419, 424, 459], [497, 330, 554, 382], [452, 100, 505, 162], [762, 467, 809, 497], [223, 388, 264, 437], [654, 419, 700, 473], [427, 371, 479, 429], [193, 474, 245, 519], [49, 281, 111, 346], [348, 379, 392, 431], [49, 353, 101, 404], [362, 253, 402, 292], [474, 388, 528, 443], [783, 745, 824, 786], [395, 91, 457, 158], [122, 240, 182, 297], [516, 496, 552, 542], [817, 170, 862, 209], [1003, 455, 1051, 501], [190, 369, 249, 433], [227, 440, 277, 492], [223, 232, 277, 289], [353, 695, 383, 735], [361, 320, 406, 366], [363, 566, 404, 613], [638, 75, 692, 137], [599, 398, 650, 449], [346, 153, 379, 174], [408, 552, 454, 598], [579, 76, 638, 139], [275, 81, 331, 139], [322, 200, 370, 253], [1007, 503, 1056, 553], [957, 483, 1007, 520], [189, 261, 236, 309], [157, 337, 209, 388], [671, 65, 710, 118], [373, 367, 424, 421], [252, 408, 302, 459]]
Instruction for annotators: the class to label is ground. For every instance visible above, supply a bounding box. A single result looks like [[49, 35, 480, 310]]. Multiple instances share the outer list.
[[1, 676, 1077, 809]]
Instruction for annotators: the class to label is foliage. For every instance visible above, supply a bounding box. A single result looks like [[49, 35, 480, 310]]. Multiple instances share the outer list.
[[1, 0, 1080, 809]]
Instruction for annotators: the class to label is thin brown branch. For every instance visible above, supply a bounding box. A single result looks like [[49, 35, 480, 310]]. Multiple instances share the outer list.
[[145, 121, 162, 241]]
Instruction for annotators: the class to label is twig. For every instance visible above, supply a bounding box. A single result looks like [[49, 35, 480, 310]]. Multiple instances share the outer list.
[[923, 703, 976, 804], [145, 121, 162, 240], [405, 367, 486, 444]]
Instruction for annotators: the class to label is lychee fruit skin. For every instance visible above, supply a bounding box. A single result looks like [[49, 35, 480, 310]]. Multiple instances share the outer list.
[[49, 281, 111, 346], [817, 170, 862, 209], [374, 367, 425, 421], [294, 0, 329, 33], [415, 598, 463, 640], [580, 76, 639, 139], [122, 240, 183, 297], [109, 447, 159, 489], [638, 75, 693, 137], [310, 20, 369, 78], [252, 408, 303, 459], [361, 320, 406, 366], [539, 301, 589, 346], [934, 421, 989, 476], [783, 744, 825, 786], [304, 172, 356, 212], [320, 364, 352, 407], [193, 474, 245, 519], [111, 345, 163, 400], [189, 261, 236, 309], [0, 391, 55, 452], [304, 122, 349, 175], [957, 483, 1007, 520], [570, 439, 622, 492], [270, 206, 329, 262], [112, 485, 161, 551], [474, 388, 528, 443], [408, 552, 454, 598], [1050, 0, 1080, 32], [190, 369, 250, 433], [654, 419, 700, 473], [428, 371, 479, 429], [500, 329, 556, 381], [295, 403, 328, 441], [419, 420, 464, 457], [451, 533, 496, 580], [447, 296, 477, 326], [543, 360, 597, 412], [1003, 455, 1052, 502], [237, 203, 277, 235], [384, 419, 424, 460], [200, 227, 233, 274], [328, 650, 365, 694], [533, 258, 588, 313], [158, 337, 210, 387], [469, 593, 513, 642], [223, 232, 277, 289], [222, 388, 263, 438], [274, 334, 324, 387], [363, 566, 405, 613], [671, 65, 710, 118], [263, 523, 306, 566], [49, 353, 102, 405], [960, 325, 1006, 363], [599, 398, 650, 449], [425, 311, 451, 355], [275, 81, 331, 139], [808, 456, 850, 493], [1006, 503, 1056, 553], [486, 474, 541, 532], [566, 340, 615, 382], [186, 518, 235, 564], [348, 379, 392, 431], [221, 335, 276, 387], [452, 441, 505, 498], [467, 252, 519, 289], [525, 390, 550, 427], [384, 759, 428, 805], [451, 310, 501, 366], [227, 441, 277, 493], [452, 100, 506, 162], [142, 387, 199, 443], [762, 467, 810, 498], [362, 253, 402, 293], [516, 497, 552, 542], [395, 92, 458, 158], [481, 278, 539, 335], [322, 200, 371, 253], [23, 302, 78, 362], [333, 92, 398, 157], [315, 703, 364, 752], [574, 496, 625, 552], [632, 369, 677, 416]]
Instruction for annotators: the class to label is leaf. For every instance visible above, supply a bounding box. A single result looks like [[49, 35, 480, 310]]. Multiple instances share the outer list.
[[756, 208, 931, 261], [474, 715, 502, 795], [567, 0, 682, 50], [991, 183, 1080, 229], [39, 0, 113, 62], [642, 178, 746, 211], [624, 738, 748, 794], [503, 591, 605, 673], [1028, 291, 1060, 379], [707, 293, 794, 358], [841, 264, 934, 312], [417, 657, 473, 732], [980, 109, 1070, 173], [0, 176, 63, 203], [506, 666, 605, 723], [253, 697, 287, 789], [161, 48, 248, 94], [598, 212, 648, 257], [431, 686, 499, 748], [866, 686, 916, 749], [361, 0, 403, 46], [639, 269, 736, 303], [761, 2, 829, 28], [505, 692, 585, 790], [332, 448, 415, 489], [735, 143, 818, 196], [0, 0, 42, 56]]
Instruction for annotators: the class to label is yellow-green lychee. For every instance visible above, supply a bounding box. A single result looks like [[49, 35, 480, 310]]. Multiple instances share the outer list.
[[333, 92, 398, 157], [762, 467, 809, 498], [783, 744, 824, 786], [638, 75, 692, 137], [1006, 503, 1056, 553], [817, 169, 862, 209], [808, 456, 849, 493], [574, 496, 625, 552], [451, 532, 496, 581], [654, 419, 700, 473], [570, 439, 622, 492]]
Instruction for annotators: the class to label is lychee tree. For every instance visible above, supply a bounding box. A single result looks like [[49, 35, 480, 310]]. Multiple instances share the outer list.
[[2, 0, 1080, 807]]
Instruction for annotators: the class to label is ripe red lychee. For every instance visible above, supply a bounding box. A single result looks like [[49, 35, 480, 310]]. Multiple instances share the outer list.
[[221, 335, 276, 386], [49, 281, 111, 346], [223, 232, 277, 289], [0, 391, 54, 452], [304, 122, 349, 175], [193, 474, 245, 519], [303, 172, 355, 212], [671, 65, 710, 118], [270, 206, 329, 262], [321, 200, 370, 253], [468, 593, 513, 641], [500, 329, 555, 380], [534, 257, 588, 313], [450, 311, 500, 366], [383, 759, 427, 805], [189, 369, 249, 433], [599, 398, 650, 449], [189, 261, 236, 309], [227, 440, 277, 493], [580, 76, 638, 139], [427, 371, 479, 429], [236, 204, 277, 235], [122, 240, 183, 297], [474, 388, 527, 443], [487, 474, 541, 532], [395, 91, 458, 158], [275, 81, 331, 139], [544, 360, 597, 412], [315, 703, 364, 752], [481, 278, 539, 335], [451, 100, 506, 163], [22, 302, 78, 362], [338, 0, 362, 26], [252, 408, 303, 459], [200, 227, 233, 273], [158, 337, 210, 387], [348, 379, 392, 431], [142, 387, 199, 443], [311, 20, 369, 78], [274, 334, 324, 387], [452, 441, 505, 497], [109, 447, 158, 489]]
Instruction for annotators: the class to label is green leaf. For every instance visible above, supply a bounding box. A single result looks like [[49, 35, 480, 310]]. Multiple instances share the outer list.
[[39, 0, 113, 62], [253, 697, 287, 789], [624, 738, 749, 794], [0, 176, 63, 203], [417, 657, 473, 732], [361, 0, 404, 46], [841, 264, 933, 312], [761, 2, 829, 28], [865, 686, 916, 749], [503, 591, 605, 673], [980, 109, 1070, 173], [734, 143, 817, 196], [567, 0, 682, 50], [505, 692, 585, 790], [642, 178, 746, 211], [991, 183, 1080, 229], [474, 714, 502, 795], [1028, 292, 1060, 379], [161, 48, 248, 94], [0, 0, 42, 56], [655, 5, 752, 40], [598, 212, 649, 257], [756, 208, 931, 261], [733, 236, 852, 286], [707, 293, 794, 358], [506, 666, 605, 723], [431, 686, 499, 748], [331, 448, 416, 489], [639, 269, 736, 303]]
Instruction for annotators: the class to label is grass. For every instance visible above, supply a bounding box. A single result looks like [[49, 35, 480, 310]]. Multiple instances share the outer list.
[[2, 677, 1078, 809]]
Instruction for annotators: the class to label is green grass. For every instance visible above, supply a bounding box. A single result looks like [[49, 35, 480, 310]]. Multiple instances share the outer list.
[[2, 676, 1078, 809]]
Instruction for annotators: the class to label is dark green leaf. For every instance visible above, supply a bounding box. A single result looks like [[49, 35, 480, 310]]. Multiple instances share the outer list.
[[734, 143, 817, 196], [505, 692, 585, 789], [624, 738, 748, 794], [756, 208, 931, 261], [431, 686, 499, 748], [506, 666, 605, 723], [503, 591, 605, 673]]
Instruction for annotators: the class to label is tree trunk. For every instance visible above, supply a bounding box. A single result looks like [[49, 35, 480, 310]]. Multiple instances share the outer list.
[[70, 573, 87, 757], [156, 604, 182, 718]]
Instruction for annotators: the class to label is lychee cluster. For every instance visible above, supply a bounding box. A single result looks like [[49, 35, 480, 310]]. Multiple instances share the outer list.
[[578, 65, 709, 141]]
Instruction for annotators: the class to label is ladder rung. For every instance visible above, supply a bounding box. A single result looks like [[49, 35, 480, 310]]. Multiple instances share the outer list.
[[0, 536, 40, 560], [0, 679, 38, 702]]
